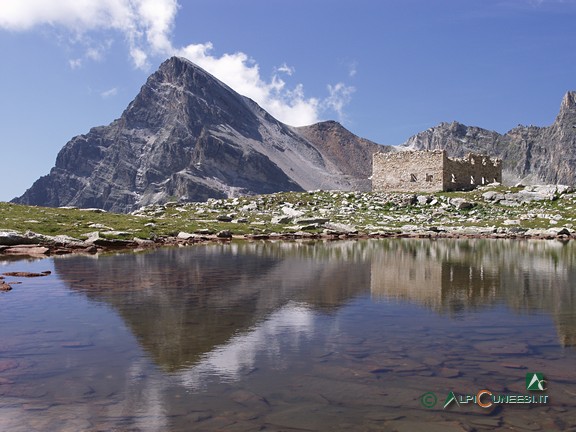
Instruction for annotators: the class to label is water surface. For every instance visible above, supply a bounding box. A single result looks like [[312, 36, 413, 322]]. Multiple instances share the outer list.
[[0, 239, 575, 431]]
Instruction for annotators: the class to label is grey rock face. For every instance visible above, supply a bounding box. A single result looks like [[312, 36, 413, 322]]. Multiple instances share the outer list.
[[14, 57, 385, 213], [402, 91, 576, 185]]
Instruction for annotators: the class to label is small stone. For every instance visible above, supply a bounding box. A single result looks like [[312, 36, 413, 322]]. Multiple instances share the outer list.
[[217, 230, 233, 238]]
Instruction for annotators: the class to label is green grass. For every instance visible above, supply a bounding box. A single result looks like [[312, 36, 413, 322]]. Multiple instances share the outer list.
[[2, 185, 576, 240]]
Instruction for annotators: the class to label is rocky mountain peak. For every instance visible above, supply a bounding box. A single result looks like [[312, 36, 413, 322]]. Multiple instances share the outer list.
[[13, 58, 382, 213], [561, 91, 576, 110], [557, 91, 576, 123]]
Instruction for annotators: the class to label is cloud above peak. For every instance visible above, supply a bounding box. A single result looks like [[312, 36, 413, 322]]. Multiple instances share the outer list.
[[0, 0, 177, 69], [0, 0, 354, 127]]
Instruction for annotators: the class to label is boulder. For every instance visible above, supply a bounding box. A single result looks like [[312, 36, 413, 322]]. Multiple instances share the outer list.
[[294, 217, 329, 225], [399, 195, 417, 207], [177, 232, 196, 240], [0, 231, 39, 246], [450, 198, 475, 210], [482, 191, 504, 201], [271, 215, 292, 224], [416, 195, 431, 205], [82, 231, 101, 244], [216, 230, 233, 238], [524, 228, 547, 237], [546, 227, 571, 236], [324, 222, 357, 233], [83, 245, 98, 254], [281, 206, 304, 218], [90, 238, 136, 248]]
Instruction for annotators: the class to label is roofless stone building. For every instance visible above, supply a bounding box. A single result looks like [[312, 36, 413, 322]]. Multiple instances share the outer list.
[[372, 150, 502, 193]]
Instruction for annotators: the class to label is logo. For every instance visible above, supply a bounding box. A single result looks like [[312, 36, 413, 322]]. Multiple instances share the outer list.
[[443, 391, 460, 409], [422, 372, 549, 410], [526, 373, 546, 391], [419, 391, 438, 409]]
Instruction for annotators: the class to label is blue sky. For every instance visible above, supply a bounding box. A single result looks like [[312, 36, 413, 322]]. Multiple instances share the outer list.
[[1, 0, 576, 201]]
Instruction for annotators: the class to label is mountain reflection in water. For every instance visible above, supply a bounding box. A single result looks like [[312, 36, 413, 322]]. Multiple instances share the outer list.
[[53, 241, 371, 372]]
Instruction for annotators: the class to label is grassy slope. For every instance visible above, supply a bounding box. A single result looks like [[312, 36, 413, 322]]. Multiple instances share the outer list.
[[1, 186, 575, 240]]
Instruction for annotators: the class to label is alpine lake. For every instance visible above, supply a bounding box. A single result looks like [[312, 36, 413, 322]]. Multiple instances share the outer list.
[[1, 238, 575, 432]]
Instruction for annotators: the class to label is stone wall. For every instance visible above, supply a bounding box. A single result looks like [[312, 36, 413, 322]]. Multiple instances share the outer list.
[[372, 150, 445, 193], [372, 150, 502, 193], [443, 153, 502, 191]]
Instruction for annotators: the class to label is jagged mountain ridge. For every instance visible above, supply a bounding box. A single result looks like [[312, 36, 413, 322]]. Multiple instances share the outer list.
[[14, 57, 384, 213], [402, 92, 576, 184]]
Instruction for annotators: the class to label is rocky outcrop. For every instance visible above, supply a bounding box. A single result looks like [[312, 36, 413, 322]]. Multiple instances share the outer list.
[[13, 57, 386, 213], [402, 91, 576, 185], [295, 121, 382, 191]]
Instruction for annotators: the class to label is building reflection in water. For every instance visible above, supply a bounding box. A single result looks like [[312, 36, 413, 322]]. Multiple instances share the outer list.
[[369, 239, 576, 346]]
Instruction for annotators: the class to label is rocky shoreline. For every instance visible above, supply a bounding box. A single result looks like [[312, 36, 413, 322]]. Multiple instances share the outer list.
[[2, 183, 576, 259]]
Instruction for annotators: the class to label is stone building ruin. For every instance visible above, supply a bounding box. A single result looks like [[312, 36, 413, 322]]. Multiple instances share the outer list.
[[372, 150, 502, 193]]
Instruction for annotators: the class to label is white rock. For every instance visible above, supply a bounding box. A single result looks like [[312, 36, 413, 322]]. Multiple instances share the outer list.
[[177, 232, 196, 240], [281, 206, 304, 218]]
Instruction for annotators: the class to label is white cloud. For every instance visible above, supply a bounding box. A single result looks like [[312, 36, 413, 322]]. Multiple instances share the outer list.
[[0, 0, 177, 69], [324, 83, 355, 122], [348, 61, 358, 78], [69, 58, 83, 70], [101, 87, 118, 98], [275, 63, 295, 76], [177, 43, 322, 125], [0, 0, 353, 127]]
